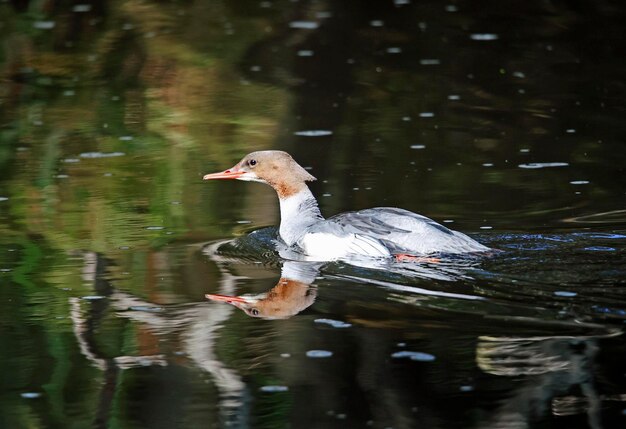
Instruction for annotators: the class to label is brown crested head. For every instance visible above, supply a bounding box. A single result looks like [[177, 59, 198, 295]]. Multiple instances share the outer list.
[[203, 150, 316, 199]]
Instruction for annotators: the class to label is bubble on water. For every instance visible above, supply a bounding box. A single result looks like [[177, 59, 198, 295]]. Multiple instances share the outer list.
[[386, 47, 402, 54], [316, 11, 332, 19], [391, 351, 436, 361], [0, 197, 8, 202], [82, 295, 105, 300], [314, 318, 352, 328], [566, 129, 576, 133], [394, 0, 411, 5], [370, 20, 384, 27], [322, 193, 332, 197], [306, 350, 333, 358], [482, 163, 494, 167], [56, 174, 69, 179], [513, 71, 526, 78], [419, 112, 435, 118], [145, 226, 164, 230], [289, 21, 318, 29], [480, 226, 493, 230], [63, 90, 75, 97], [260, 385, 289, 392], [460, 385, 474, 392], [119, 136, 134, 141], [64, 158, 80, 163], [294, 130, 333, 137], [280, 353, 291, 358], [420, 59, 440, 65], [518, 162, 569, 169], [448, 94, 460, 100], [21, 392, 42, 399], [236, 220, 252, 224], [80, 152, 126, 158], [470, 33, 499, 41], [445, 5, 459, 12], [297, 50, 314, 57], [570, 180, 589, 185], [119, 246, 130, 250], [33, 21, 55, 30], [519, 148, 530, 153], [443, 219, 454, 223], [410, 144, 426, 149], [554, 291, 577, 297]]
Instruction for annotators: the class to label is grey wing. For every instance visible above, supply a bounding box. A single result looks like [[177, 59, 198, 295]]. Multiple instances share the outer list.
[[325, 207, 489, 255]]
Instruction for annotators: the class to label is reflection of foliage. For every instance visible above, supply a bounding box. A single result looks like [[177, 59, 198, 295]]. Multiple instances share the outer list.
[[0, 1, 293, 428]]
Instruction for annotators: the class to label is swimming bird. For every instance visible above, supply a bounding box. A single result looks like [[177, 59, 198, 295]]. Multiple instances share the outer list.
[[203, 151, 489, 260]]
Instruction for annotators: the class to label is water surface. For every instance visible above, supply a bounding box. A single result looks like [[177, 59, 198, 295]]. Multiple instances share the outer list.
[[1, 1, 625, 428]]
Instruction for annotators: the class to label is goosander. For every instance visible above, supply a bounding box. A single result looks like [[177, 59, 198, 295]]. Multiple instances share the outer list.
[[203, 150, 489, 260]]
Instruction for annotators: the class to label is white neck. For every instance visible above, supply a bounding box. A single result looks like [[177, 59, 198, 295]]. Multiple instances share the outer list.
[[278, 187, 323, 246]]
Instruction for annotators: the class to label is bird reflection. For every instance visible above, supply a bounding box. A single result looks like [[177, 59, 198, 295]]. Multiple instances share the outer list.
[[206, 261, 320, 319]]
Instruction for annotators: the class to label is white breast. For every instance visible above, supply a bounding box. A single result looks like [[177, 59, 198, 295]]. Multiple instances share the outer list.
[[298, 233, 391, 260]]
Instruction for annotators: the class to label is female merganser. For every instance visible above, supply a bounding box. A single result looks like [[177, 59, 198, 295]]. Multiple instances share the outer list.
[[203, 151, 489, 260]]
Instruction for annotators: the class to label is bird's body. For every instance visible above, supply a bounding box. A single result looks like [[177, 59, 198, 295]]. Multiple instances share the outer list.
[[203, 150, 489, 261]]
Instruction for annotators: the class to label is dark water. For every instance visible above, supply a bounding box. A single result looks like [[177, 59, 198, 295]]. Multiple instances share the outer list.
[[1, 1, 626, 428]]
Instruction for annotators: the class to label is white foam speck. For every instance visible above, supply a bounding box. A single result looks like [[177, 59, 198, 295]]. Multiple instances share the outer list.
[[420, 59, 440, 65], [518, 162, 569, 169], [419, 112, 435, 118], [297, 50, 314, 57], [260, 385, 289, 392], [370, 20, 384, 27], [470, 33, 499, 41], [306, 350, 333, 358], [80, 152, 126, 158], [570, 180, 589, 185], [410, 144, 426, 149], [294, 130, 333, 137], [386, 47, 402, 54], [82, 295, 105, 300], [0, 197, 8, 202], [21, 392, 42, 399], [314, 318, 352, 328], [448, 94, 460, 100], [391, 351, 436, 361], [480, 226, 493, 230], [289, 21, 318, 29]]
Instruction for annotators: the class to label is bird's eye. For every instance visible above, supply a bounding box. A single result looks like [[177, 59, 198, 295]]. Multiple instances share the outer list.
[[248, 159, 257, 167], [250, 308, 259, 316]]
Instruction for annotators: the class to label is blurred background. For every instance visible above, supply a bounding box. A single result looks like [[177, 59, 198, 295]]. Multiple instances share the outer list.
[[1, 1, 625, 428]]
